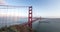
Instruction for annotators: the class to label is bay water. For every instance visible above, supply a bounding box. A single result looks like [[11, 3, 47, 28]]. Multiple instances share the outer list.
[[0, 18, 60, 32]]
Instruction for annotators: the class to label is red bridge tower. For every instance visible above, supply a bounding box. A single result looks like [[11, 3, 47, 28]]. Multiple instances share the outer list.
[[28, 6, 32, 28]]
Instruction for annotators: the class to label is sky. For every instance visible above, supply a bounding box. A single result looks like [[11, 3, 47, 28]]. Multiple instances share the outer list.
[[0, 0, 60, 18]]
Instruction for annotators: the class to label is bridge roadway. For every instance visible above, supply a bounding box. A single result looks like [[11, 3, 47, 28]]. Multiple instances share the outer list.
[[14, 18, 40, 32], [22, 18, 40, 25]]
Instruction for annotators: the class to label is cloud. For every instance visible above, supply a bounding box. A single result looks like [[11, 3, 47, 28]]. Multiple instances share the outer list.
[[0, 0, 7, 5]]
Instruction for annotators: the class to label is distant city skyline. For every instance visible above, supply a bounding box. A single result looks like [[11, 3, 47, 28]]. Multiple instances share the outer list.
[[0, 0, 60, 18]]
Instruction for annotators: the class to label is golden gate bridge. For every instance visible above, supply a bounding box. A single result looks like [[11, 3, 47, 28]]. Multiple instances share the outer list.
[[0, 5, 41, 32]]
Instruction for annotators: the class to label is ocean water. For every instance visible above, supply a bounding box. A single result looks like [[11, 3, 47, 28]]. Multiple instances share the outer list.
[[32, 18, 60, 32], [0, 18, 28, 28], [0, 18, 60, 32]]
